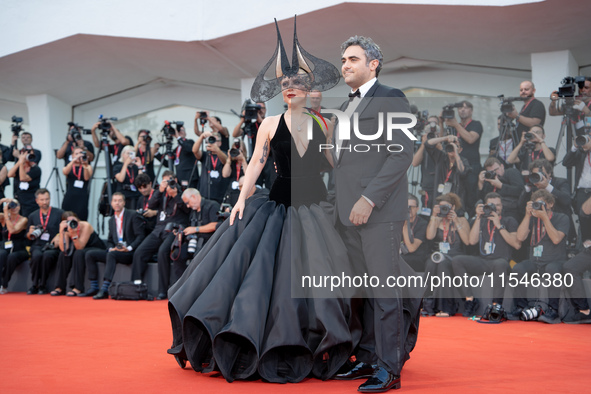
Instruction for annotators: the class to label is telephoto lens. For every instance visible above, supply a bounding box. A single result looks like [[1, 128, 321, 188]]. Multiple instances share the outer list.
[[207, 136, 217, 144], [67, 219, 79, 230], [528, 172, 543, 184]]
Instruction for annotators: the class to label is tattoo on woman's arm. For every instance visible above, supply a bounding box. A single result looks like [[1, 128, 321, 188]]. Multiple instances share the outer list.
[[260, 140, 269, 164]]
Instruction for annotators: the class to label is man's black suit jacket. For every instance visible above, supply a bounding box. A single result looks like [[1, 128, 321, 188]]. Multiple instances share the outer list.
[[107, 208, 146, 250]]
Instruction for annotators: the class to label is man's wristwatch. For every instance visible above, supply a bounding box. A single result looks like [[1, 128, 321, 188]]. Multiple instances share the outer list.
[[497, 224, 506, 231]]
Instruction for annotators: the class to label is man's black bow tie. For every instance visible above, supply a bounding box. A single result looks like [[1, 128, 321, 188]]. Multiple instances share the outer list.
[[348, 90, 361, 99]]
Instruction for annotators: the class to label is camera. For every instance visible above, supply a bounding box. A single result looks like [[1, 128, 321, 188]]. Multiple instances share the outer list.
[[11, 115, 24, 136], [30, 225, 44, 241], [217, 203, 233, 221], [161, 120, 183, 139], [67, 218, 79, 230], [244, 100, 262, 123], [116, 241, 127, 249], [24, 148, 36, 162], [431, 251, 445, 264], [482, 303, 505, 322], [67, 122, 92, 141], [186, 234, 199, 254], [167, 178, 177, 188], [482, 203, 497, 218], [80, 152, 88, 162], [164, 222, 183, 233], [497, 95, 526, 113], [575, 134, 590, 147], [438, 204, 451, 218], [532, 201, 546, 211], [136, 208, 146, 215], [206, 136, 217, 144], [444, 142, 455, 153], [140, 130, 152, 144], [528, 172, 544, 184], [199, 111, 208, 126], [98, 115, 118, 132], [7, 201, 18, 210], [230, 140, 241, 158], [441, 103, 463, 120], [522, 141, 536, 152], [484, 170, 497, 180], [524, 132, 535, 141], [557, 76, 586, 98], [520, 305, 543, 321]]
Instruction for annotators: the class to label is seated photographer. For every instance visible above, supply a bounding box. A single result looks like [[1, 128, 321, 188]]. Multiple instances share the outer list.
[[0, 199, 29, 295], [402, 194, 430, 272], [131, 171, 190, 300], [61, 146, 92, 220], [423, 193, 470, 317], [512, 190, 569, 323], [135, 173, 158, 235], [8, 145, 41, 217], [113, 146, 142, 209], [563, 195, 591, 323], [451, 193, 520, 316], [489, 114, 519, 167], [193, 131, 229, 204], [26, 189, 63, 295], [222, 139, 248, 207], [563, 132, 591, 213], [194, 110, 230, 152], [90, 119, 132, 164], [412, 116, 441, 210], [56, 123, 95, 165], [506, 125, 555, 172], [425, 134, 471, 212], [478, 157, 524, 221], [83, 193, 145, 299], [51, 212, 105, 296], [10, 132, 42, 164], [135, 129, 161, 182]]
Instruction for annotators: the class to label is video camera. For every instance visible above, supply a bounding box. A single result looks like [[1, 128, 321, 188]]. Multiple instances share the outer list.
[[441, 103, 463, 120], [229, 139, 241, 158], [498, 95, 526, 113], [11, 116, 24, 136], [98, 115, 118, 134], [198, 111, 208, 126], [68, 122, 91, 141], [557, 76, 587, 98], [162, 120, 184, 140]]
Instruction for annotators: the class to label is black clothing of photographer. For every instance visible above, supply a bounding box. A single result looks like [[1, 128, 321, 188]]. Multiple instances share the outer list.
[[478, 157, 524, 221], [402, 194, 430, 271], [163, 126, 199, 189], [452, 194, 520, 314], [505, 81, 546, 136], [113, 146, 142, 210], [26, 189, 63, 295], [513, 190, 569, 323], [193, 132, 229, 204], [507, 125, 555, 173], [135, 130, 161, 182], [91, 120, 132, 163], [0, 199, 29, 294], [412, 119, 440, 210], [130, 172, 190, 299], [135, 173, 158, 235], [222, 141, 248, 207], [61, 147, 92, 221], [10, 132, 42, 165], [83, 193, 146, 299], [57, 125, 95, 166], [8, 148, 41, 217], [194, 111, 230, 153], [563, 137, 591, 213]]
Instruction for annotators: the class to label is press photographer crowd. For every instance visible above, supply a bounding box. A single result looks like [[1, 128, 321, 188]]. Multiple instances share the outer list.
[[1, 78, 591, 324]]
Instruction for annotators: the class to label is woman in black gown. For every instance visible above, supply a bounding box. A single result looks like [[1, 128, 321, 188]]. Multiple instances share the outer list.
[[61, 147, 92, 220], [166, 20, 353, 383]]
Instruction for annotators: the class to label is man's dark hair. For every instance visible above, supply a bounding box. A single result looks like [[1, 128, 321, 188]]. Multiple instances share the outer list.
[[35, 188, 50, 198], [134, 173, 151, 188], [531, 189, 555, 206], [214, 116, 222, 125], [21, 131, 32, 138], [484, 157, 502, 169], [112, 192, 126, 201], [484, 192, 502, 204], [529, 159, 553, 177], [408, 193, 419, 206], [341, 35, 383, 77], [62, 211, 79, 220], [460, 100, 473, 109], [162, 170, 175, 179]]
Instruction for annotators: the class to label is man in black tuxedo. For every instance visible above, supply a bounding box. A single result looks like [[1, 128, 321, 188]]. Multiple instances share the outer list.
[[82, 192, 146, 299], [332, 36, 421, 392]]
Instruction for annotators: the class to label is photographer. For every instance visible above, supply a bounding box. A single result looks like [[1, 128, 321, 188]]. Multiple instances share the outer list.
[[549, 76, 591, 118], [0, 199, 29, 295], [0, 160, 7, 199], [56, 123, 95, 165], [193, 131, 228, 204], [489, 114, 519, 166], [90, 119, 132, 164], [50, 212, 105, 296], [10, 132, 41, 164], [563, 195, 591, 322], [506, 125, 555, 171], [83, 193, 145, 299], [451, 193, 520, 316], [135, 129, 161, 182], [412, 116, 441, 210], [222, 139, 248, 207], [26, 189, 63, 295], [512, 190, 569, 323], [563, 133, 591, 213], [8, 145, 41, 217], [131, 171, 190, 300], [504, 81, 546, 136], [165, 124, 199, 189], [134, 173, 158, 235], [401, 194, 430, 271], [113, 146, 142, 209], [194, 111, 230, 153], [61, 147, 92, 220], [423, 193, 470, 317], [425, 134, 471, 212], [478, 157, 524, 221]]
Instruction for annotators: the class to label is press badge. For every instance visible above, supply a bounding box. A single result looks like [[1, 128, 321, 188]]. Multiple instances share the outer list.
[[112, 155, 118, 164], [130, 185, 137, 192], [159, 211, 166, 221], [231, 181, 239, 190], [420, 207, 431, 216], [210, 170, 220, 179], [5, 241, 13, 249], [74, 180, 84, 189], [533, 245, 543, 257], [437, 182, 452, 195], [19, 182, 29, 190], [174, 158, 180, 166], [484, 242, 495, 255], [40, 233, 50, 241], [439, 242, 450, 254]]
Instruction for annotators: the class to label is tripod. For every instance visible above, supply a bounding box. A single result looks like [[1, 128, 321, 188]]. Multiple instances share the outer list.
[[554, 106, 577, 190], [493, 114, 517, 164], [153, 138, 176, 188], [87, 132, 114, 217], [44, 149, 66, 206]]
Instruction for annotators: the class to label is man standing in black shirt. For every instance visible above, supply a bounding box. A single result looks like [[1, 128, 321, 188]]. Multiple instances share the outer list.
[[130, 171, 190, 300], [194, 111, 230, 153], [8, 147, 41, 217], [513, 190, 570, 323], [452, 193, 520, 316], [10, 132, 42, 164], [57, 124, 95, 165], [505, 80, 546, 136], [26, 188, 64, 295], [193, 131, 228, 204], [168, 125, 198, 189], [478, 157, 524, 221], [507, 125, 555, 172]]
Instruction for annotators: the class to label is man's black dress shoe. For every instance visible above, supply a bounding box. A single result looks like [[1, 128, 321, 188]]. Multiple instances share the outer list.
[[156, 293, 167, 300], [93, 290, 109, 300], [27, 286, 38, 295], [37, 286, 48, 295], [334, 361, 375, 380], [358, 367, 401, 392], [79, 289, 99, 297]]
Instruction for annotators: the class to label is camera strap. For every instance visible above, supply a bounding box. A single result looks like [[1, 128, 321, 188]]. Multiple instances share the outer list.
[[531, 213, 553, 246], [126, 167, 136, 185], [39, 207, 51, 231], [72, 165, 83, 180], [143, 190, 154, 211]]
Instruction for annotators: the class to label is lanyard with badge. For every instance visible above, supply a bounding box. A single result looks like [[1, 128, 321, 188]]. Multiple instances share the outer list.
[[231, 162, 242, 190], [209, 155, 220, 179], [4, 217, 19, 250], [531, 213, 553, 257], [126, 167, 137, 191], [160, 193, 178, 222], [39, 207, 52, 242], [482, 220, 497, 255], [439, 219, 453, 254], [72, 165, 85, 189], [437, 168, 453, 195]]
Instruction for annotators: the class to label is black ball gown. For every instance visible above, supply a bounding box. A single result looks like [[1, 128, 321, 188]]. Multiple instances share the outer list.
[[167, 114, 355, 383]]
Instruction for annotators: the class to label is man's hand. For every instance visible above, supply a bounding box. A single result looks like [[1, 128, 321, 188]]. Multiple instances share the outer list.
[[485, 175, 503, 189], [143, 209, 157, 218], [531, 203, 549, 220], [183, 227, 198, 236], [490, 211, 502, 228], [533, 174, 549, 189], [349, 197, 373, 226]]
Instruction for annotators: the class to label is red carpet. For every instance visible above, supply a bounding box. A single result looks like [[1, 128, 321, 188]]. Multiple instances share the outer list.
[[1, 293, 589, 393]]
